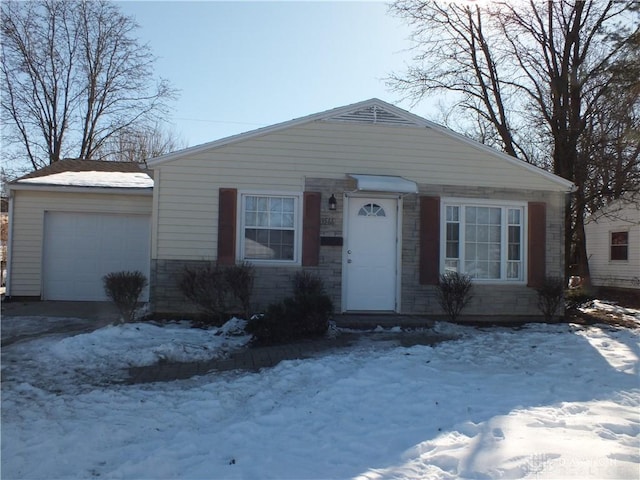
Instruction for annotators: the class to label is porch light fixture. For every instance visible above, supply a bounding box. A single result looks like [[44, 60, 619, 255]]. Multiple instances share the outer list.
[[328, 194, 337, 211]]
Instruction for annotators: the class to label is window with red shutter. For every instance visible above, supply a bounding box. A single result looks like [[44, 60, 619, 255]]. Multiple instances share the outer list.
[[230, 191, 306, 265], [432, 198, 536, 284]]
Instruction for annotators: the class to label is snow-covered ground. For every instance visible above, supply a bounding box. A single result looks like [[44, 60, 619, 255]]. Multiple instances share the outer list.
[[2, 305, 639, 479]]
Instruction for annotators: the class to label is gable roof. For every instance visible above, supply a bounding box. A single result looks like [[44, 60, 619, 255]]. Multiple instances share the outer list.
[[586, 193, 640, 224], [148, 98, 574, 191], [11, 159, 153, 190], [147, 99, 429, 168]]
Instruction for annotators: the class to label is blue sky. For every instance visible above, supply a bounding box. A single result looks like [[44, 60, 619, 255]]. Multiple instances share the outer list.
[[116, 1, 439, 148]]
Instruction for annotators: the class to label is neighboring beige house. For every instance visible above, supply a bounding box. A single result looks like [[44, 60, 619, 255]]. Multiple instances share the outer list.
[[585, 195, 640, 290], [6, 160, 153, 301], [147, 99, 574, 320]]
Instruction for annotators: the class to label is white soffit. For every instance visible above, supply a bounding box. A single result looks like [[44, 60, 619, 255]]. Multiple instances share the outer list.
[[349, 174, 418, 194]]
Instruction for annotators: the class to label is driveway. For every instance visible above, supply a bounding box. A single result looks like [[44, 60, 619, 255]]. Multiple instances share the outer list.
[[1, 300, 118, 346]]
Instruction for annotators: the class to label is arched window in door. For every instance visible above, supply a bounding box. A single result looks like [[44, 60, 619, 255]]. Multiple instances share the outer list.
[[358, 203, 386, 217]]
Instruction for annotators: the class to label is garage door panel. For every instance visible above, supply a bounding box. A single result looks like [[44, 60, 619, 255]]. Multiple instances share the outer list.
[[43, 212, 150, 301]]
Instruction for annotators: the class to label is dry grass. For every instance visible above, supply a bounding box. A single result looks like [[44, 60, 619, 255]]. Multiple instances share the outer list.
[[567, 287, 639, 329]]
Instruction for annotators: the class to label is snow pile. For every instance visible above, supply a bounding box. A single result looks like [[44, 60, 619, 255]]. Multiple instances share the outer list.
[[2, 319, 251, 388], [2, 318, 639, 479], [18, 171, 154, 188]]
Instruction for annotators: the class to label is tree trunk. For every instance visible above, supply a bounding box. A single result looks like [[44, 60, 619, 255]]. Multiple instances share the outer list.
[[573, 220, 591, 288], [571, 186, 592, 287]]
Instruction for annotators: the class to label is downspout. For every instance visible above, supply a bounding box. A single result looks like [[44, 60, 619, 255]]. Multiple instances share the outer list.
[[5, 189, 14, 297]]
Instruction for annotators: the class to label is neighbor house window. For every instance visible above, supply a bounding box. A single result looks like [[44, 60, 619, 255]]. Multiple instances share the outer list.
[[241, 194, 299, 262], [610, 231, 629, 261], [443, 201, 524, 281]]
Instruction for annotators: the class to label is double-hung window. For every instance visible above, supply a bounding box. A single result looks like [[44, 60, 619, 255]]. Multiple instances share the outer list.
[[610, 231, 629, 261], [443, 200, 525, 281], [241, 194, 299, 262]]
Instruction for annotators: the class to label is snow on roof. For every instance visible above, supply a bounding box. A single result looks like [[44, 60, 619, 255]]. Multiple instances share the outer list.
[[18, 171, 153, 188], [12, 160, 153, 189]]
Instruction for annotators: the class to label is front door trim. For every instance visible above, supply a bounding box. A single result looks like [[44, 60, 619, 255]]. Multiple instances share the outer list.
[[341, 192, 403, 313]]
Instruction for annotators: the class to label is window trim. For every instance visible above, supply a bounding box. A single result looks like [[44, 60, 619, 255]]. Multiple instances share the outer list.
[[609, 230, 629, 262], [237, 190, 303, 265], [440, 197, 528, 284]]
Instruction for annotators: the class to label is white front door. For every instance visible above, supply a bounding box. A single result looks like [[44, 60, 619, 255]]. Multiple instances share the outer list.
[[344, 196, 399, 311]]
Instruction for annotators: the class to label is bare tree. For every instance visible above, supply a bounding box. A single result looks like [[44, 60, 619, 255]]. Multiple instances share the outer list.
[[389, 1, 531, 160], [582, 29, 640, 215], [390, 0, 640, 284], [1, 0, 177, 171], [97, 124, 188, 165]]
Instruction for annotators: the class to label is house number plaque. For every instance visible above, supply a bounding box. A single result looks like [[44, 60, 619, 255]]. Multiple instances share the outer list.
[[320, 236, 343, 246], [320, 217, 335, 226]]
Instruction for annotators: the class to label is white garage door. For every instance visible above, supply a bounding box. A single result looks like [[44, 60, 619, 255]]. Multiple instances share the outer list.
[[43, 212, 150, 301]]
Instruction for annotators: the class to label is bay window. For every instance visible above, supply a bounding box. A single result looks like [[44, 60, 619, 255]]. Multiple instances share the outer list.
[[443, 201, 525, 281]]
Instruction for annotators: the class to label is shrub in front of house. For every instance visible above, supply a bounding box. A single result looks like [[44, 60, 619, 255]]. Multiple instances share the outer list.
[[435, 271, 473, 322], [178, 264, 226, 324], [177, 262, 255, 325], [103, 270, 148, 324], [535, 276, 565, 322], [246, 271, 333, 345], [224, 262, 254, 319]]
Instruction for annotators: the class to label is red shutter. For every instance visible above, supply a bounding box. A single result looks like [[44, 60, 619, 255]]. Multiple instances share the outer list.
[[217, 188, 237, 265], [420, 196, 440, 285], [527, 202, 546, 287], [302, 192, 321, 266]]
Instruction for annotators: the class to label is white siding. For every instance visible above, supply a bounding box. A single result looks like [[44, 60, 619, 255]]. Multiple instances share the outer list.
[[154, 121, 569, 260], [585, 201, 640, 289], [9, 189, 152, 297]]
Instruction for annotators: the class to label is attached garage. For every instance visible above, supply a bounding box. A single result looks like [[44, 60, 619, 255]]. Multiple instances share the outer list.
[[42, 212, 150, 301], [6, 160, 153, 301]]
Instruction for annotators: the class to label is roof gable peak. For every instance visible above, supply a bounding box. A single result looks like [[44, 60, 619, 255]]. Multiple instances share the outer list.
[[147, 98, 430, 167], [323, 100, 425, 127]]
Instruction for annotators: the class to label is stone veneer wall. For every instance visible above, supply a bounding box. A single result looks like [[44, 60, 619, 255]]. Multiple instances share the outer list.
[[150, 178, 566, 320]]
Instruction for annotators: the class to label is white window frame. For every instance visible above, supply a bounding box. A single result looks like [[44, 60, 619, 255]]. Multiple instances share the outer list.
[[440, 197, 528, 284], [609, 230, 629, 262], [237, 191, 303, 265]]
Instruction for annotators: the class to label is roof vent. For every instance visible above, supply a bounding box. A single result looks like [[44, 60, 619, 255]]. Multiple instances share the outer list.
[[326, 105, 419, 126]]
